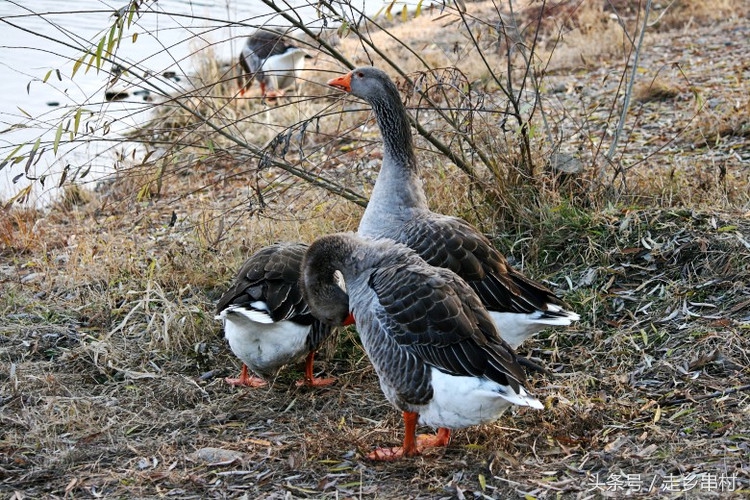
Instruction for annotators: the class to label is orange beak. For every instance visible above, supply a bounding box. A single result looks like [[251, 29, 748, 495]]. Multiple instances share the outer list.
[[343, 312, 356, 326], [327, 72, 352, 92]]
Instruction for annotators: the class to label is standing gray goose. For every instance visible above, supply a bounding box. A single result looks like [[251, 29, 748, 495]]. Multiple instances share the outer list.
[[216, 242, 352, 388], [238, 28, 312, 99], [328, 67, 579, 349], [301, 233, 543, 461]]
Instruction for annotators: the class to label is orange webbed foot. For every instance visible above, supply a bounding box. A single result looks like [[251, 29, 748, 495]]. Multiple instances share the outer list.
[[295, 376, 337, 387], [298, 352, 335, 387], [224, 375, 268, 387], [366, 446, 415, 461], [416, 428, 451, 450], [225, 365, 267, 387]]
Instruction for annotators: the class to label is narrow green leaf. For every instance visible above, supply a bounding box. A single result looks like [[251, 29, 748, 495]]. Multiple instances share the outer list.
[[132, 32, 138, 43], [16, 106, 32, 118], [384, 1, 394, 21], [137, 183, 151, 202], [337, 21, 351, 38], [127, 2, 137, 28], [74, 108, 82, 136], [53, 123, 64, 155], [478, 473, 486, 491], [95, 37, 105, 71], [106, 28, 115, 57], [415, 0, 423, 17], [4, 143, 26, 165], [401, 4, 408, 22], [56, 69, 62, 81], [72, 54, 85, 78], [85, 53, 96, 74], [338, 482, 361, 489], [43, 69, 53, 83]]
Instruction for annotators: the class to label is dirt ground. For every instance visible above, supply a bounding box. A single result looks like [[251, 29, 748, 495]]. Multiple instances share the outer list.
[[2, 2, 750, 499], [5, 207, 750, 499]]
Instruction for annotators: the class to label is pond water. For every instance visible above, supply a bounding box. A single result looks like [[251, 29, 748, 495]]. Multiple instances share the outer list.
[[0, 0, 378, 205]]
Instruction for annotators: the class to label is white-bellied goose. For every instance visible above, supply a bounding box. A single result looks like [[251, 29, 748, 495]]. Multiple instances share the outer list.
[[327, 67, 579, 349], [238, 29, 312, 99], [216, 242, 352, 388], [300, 233, 543, 460]]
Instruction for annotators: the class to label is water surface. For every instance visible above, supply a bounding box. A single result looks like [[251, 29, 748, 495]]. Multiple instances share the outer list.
[[0, 0, 366, 205]]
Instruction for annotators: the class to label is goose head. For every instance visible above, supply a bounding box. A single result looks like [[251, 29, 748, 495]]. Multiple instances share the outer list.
[[300, 236, 353, 327], [327, 66, 417, 175], [327, 67, 403, 107]]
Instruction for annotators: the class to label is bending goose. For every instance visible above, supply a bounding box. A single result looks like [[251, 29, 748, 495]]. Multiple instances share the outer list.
[[301, 233, 543, 461], [238, 29, 312, 99], [216, 242, 351, 388], [328, 67, 579, 349]]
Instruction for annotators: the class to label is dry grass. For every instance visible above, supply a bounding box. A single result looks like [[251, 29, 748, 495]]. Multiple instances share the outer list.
[[2, 202, 749, 498], [633, 78, 682, 103], [2, 0, 750, 497]]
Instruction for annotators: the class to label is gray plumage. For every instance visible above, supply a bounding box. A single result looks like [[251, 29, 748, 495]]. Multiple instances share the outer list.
[[300, 233, 541, 429], [328, 67, 579, 349], [238, 29, 312, 96]]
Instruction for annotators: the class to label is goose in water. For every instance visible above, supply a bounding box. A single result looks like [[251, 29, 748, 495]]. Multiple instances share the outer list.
[[216, 242, 352, 388], [328, 67, 579, 349], [238, 29, 312, 99], [300, 233, 543, 460]]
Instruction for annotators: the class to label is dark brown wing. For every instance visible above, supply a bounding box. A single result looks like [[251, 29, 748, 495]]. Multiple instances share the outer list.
[[245, 29, 297, 61], [367, 261, 526, 391], [399, 212, 569, 317], [216, 242, 312, 325]]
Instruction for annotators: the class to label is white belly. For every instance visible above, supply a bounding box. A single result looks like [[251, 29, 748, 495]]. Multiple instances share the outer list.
[[414, 368, 543, 429], [222, 313, 310, 374], [262, 50, 307, 90]]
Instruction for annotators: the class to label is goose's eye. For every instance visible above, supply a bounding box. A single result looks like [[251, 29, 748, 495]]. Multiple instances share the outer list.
[[356, 71, 364, 78]]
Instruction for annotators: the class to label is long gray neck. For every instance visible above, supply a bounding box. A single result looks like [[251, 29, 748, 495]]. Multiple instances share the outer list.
[[359, 91, 428, 235]]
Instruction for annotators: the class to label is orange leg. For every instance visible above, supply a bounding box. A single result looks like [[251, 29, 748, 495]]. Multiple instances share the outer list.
[[258, 81, 284, 104], [225, 364, 267, 388], [237, 78, 250, 97], [367, 411, 420, 461], [296, 351, 336, 387]]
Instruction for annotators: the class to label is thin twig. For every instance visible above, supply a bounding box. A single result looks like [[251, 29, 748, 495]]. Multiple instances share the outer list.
[[604, 0, 653, 171]]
